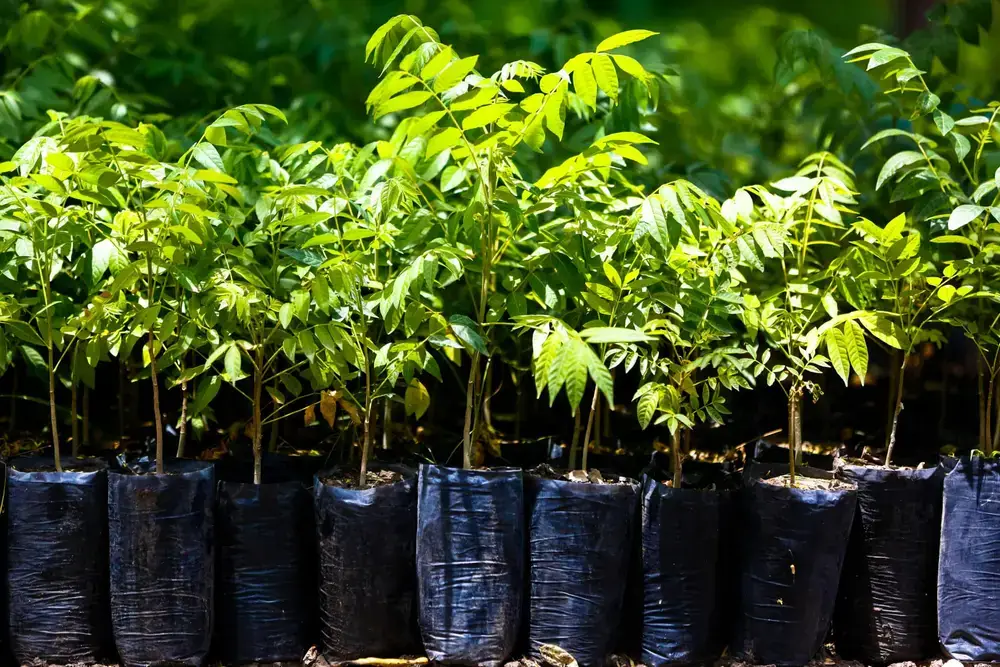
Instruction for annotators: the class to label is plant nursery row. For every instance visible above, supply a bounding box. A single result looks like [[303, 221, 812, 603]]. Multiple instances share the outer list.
[[3, 451, 1000, 667], [3, 11, 1000, 667]]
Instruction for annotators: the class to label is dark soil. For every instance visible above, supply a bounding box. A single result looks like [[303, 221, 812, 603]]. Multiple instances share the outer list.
[[321, 468, 404, 490], [761, 474, 854, 491], [529, 464, 633, 485]]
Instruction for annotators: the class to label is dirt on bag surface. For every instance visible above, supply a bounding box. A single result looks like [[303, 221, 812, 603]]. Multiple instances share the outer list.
[[760, 474, 854, 491], [320, 468, 405, 489], [529, 464, 634, 485]]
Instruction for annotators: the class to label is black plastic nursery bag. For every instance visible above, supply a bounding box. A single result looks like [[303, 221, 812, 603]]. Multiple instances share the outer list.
[[417, 465, 525, 667], [216, 480, 316, 663], [640, 477, 720, 667], [526, 474, 638, 667], [734, 478, 856, 666], [834, 465, 942, 664], [315, 469, 419, 660], [939, 457, 1000, 661], [109, 460, 215, 667], [7, 457, 110, 664]]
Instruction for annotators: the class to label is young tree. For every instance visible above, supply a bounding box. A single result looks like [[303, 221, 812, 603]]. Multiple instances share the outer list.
[[364, 15, 659, 467]]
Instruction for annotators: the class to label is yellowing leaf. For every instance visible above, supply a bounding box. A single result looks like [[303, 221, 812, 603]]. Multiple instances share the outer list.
[[573, 64, 597, 109], [461, 103, 514, 130], [596, 29, 658, 52], [591, 54, 619, 101], [405, 379, 431, 419], [375, 91, 432, 119], [433, 55, 478, 92]]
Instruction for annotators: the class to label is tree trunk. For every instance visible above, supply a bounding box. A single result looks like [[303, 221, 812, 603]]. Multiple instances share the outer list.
[[70, 343, 79, 457], [48, 336, 62, 473], [792, 390, 803, 467], [569, 410, 581, 469], [148, 330, 165, 475], [118, 359, 126, 442], [993, 383, 1000, 453], [884, 355, 908, 466], [382, 398, 391, 450], [82, 386, 90, 448], [979, 356, 987, 450], [71, 375, 79, 458], [787, 393, 797, 487], [252, 360, 263, 485], [581, 385, 599, 471], [462, 353, 481, 469], [176, 358, 188, 458], [594, 394, 602, 450], [986, 369, 997, 456], [672, 428, 682, 488]]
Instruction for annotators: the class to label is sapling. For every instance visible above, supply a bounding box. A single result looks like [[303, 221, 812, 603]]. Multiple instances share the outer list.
[[843, 213, 972, 465], [364, 15, 659, 468], [738, 153, 868, 483]]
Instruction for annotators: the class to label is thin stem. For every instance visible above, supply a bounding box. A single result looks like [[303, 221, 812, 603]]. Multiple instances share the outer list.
[[884, 354, 907, 467], [148, 329, 164, 474], [82, 385, 90, 448], [569, 410, 581, 469], [671, 428, 683, 488], [788, 392, 797, 487], [253, 350, 264, 485], [581, 385, 599, 472], [71, 345, 79, 458], [176, 355, 188, 458]]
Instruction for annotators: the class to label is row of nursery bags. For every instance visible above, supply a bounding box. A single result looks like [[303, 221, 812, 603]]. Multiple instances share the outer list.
[[3, 456, 999, 667]]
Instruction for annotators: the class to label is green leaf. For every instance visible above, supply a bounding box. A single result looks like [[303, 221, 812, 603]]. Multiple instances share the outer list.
[[572, 64, 597, 109], [404, 379, 430, 419], [278, 211, 332, 227], [462, 103, 514, 130], [563, 337, 589, 412], [375, 91, 432, 119], [433, 55, 478, 92], [595, 29, 658, 52], [876, 151, 923, 190], [948, 204, 984, 231], [844, 320, 869, 382], [224, 345, 242, 383], [448, 314, 487, 354], [591, 54, 619, 101], [507, 292, 527, 317], [636, 388, 658, 429], [579, 327, 654, 344], [826, 327, 850, 385], [192, 143, 225, 171], [859, 313, 907, 350]]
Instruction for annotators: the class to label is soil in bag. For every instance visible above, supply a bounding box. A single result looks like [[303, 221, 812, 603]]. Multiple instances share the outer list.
[[417, 464, 525, 667], [939, 457, 1000, 661], [733, 474, 856, 667], [315, 467, 419, 661], [833, 464, 942, 665], [7, 457, 111, 664], [215, 480, 316, 663], [525, 468, 638, 667], [639, 476, 720, 667], [109, 459, 214, 667]]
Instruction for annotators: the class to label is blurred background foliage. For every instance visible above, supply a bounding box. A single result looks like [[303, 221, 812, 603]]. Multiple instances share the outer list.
[[5, 0, 994, 200]]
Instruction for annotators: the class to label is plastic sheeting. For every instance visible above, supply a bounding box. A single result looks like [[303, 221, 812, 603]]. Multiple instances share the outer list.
[[526, 475, 638, 667], [939, 457, 1000, 661], [640, 477, 720, 667], [734, 478, 856, 666], [109, 460, 214, 667], [7, 457, 110, 664], [314, 469, 419, 660], [216, 481, 316, 663], [417, 465, 524, 667], [834, 465, 942, 664]]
